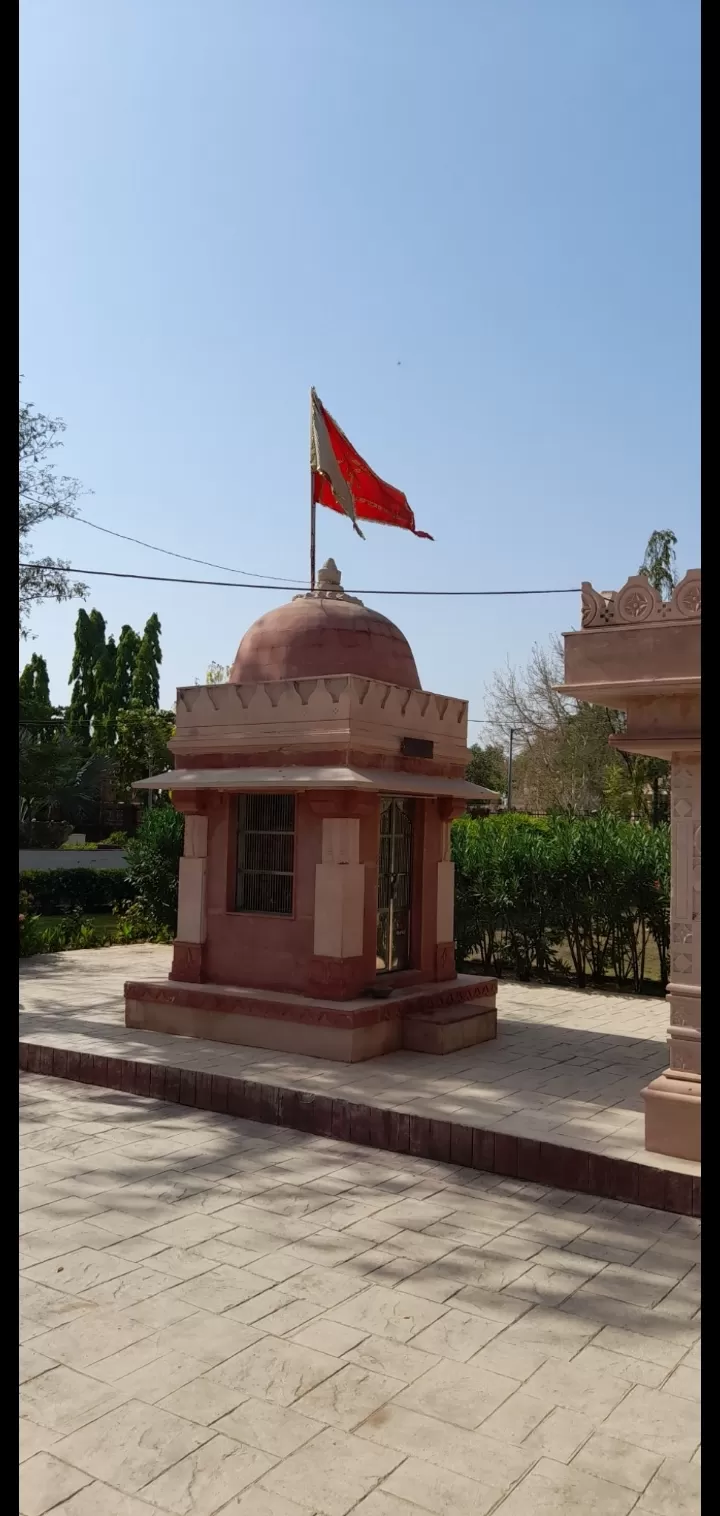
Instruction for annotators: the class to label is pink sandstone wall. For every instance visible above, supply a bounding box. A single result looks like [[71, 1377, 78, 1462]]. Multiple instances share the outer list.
[[170, 790, 453, 1000]]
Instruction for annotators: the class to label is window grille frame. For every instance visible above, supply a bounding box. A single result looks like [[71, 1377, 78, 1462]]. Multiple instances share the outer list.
[[234, 792, 296, 918]]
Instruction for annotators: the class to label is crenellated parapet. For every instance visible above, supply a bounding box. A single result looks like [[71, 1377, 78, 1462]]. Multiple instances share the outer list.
[[580, 570, 701, 629], [172, 674, 470, 763]]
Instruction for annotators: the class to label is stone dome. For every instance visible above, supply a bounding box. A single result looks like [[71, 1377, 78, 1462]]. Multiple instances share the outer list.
[[229, 559, 421, 688]]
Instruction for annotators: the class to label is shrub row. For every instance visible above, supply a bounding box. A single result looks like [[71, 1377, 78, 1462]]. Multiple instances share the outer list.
[[452, 812, 670, 992], [19, 915, 117, 956], [19, 868, 135, 916], [19, 906, 173, 958]]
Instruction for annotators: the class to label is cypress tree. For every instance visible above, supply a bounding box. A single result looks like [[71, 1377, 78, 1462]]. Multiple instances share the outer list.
[[93, 634, 119, 751], [131, 614, 162, 709], [68, 608, 107, 747], [114, 624, 141, 709]]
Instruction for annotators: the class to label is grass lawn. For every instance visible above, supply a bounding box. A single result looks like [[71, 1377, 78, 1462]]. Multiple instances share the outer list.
[[37, 913, 121, 939]]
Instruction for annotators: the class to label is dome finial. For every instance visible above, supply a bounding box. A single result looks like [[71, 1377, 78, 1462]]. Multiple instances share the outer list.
[[295, 558, 362, 608], [316, 558, 342, 591]]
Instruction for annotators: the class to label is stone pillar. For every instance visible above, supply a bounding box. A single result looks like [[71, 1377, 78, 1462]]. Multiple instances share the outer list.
[[643, 754, 701, 1161], [313, 817, 365, 961], [435, 799, 462, 980], [305, 806, 373, 998], [170, 811, 208, 984]]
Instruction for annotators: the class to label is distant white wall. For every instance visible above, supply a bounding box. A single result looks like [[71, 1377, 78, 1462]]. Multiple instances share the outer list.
[[19, 850, 127, 872]]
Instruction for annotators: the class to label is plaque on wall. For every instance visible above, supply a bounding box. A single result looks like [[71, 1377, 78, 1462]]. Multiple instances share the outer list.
[[400, 737, 434, 759]]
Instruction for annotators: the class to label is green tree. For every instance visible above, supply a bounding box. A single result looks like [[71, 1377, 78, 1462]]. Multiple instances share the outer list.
[[465, 743, 506, 803], [19, 652, 51, 710], [19, 654, 55, 738], [124, 806, 184, 934], [603, 756, 669, 826], [92, 635, 119, 751], [113, 706, 175, 800], [67, 608, 107, 747], [19, 729, 108, 846], [19, 393, 88, 635], [206, 662, 231, 683], [114, 625, 141, 708], [131, 614, 162, 708], [638, 530, 677, 600]]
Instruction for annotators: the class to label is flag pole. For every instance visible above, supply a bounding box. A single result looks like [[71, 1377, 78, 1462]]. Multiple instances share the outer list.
[[309, 388, 316, 589]]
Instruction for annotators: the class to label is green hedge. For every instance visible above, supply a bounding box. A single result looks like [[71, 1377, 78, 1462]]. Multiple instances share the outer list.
[[452, 812, 670, 992], [19, 868, 135, 917]]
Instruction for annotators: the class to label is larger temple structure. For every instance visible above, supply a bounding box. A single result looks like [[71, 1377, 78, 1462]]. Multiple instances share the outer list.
[[125, 561, 499, 1061]]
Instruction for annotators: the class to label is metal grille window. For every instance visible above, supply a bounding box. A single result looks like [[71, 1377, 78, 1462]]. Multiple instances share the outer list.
[[376, 797, 414, 972], [235, 794, 295, 915]]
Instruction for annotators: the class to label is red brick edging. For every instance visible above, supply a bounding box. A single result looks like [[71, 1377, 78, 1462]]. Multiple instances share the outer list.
[[19, 1041, 700, 1218]]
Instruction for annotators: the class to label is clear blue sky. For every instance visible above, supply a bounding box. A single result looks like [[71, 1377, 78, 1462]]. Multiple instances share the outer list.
[[20, 0, 699, 734]]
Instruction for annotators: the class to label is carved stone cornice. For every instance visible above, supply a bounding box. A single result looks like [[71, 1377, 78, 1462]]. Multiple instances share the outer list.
[[580, 570, 701, 630]]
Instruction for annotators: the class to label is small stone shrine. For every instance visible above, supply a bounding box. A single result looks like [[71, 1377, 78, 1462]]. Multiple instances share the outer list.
[[125, 561, 499, 1060]]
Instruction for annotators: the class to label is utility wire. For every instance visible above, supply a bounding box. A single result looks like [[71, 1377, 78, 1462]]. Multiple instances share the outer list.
[[19, 710, 538, 735], [21, 562, 581, 598], [71, 516, 307, 588]]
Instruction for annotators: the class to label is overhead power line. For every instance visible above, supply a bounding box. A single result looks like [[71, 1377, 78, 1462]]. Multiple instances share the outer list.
[[21, 562, 581, 598], [71, 516, 307, 588], [19, 713, 538, 739]]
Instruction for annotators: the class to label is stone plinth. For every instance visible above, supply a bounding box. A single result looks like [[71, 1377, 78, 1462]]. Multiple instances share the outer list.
[[125, 973, 498, 1063], [561, 569, 700, 1162]]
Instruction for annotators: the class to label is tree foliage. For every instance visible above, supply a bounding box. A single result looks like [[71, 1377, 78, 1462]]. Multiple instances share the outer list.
[[68, 609, 108, 746], [93, 635, 119, 751], [465, 743, 506, 794], [124, 805, 184, 934], [205, 662, 231, 684], [484, 635, 624, 814], [24, 606, 170, 834], [19, 654, 56, 744], [19, 652, 107, 844], [113, 707, 175, 800], [465, 744, 506, 815], [131, 614, 162, 708], [19, 653, 51, 710], [19, 729, 109, 846], [115, 625, 142, 707], [66, 608, 164, 756], [638, 529, 678, 600], [19, 394, 88, 635], [483, 529, 675, 819]]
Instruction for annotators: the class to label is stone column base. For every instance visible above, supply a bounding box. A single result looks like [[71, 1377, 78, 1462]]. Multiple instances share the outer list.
[[643, 1072, 700, 1162]]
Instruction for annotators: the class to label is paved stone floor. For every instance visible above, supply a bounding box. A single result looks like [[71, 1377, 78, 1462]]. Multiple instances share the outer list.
[[19, 946, 699, 1176], [20, 1072, 700, 1515]]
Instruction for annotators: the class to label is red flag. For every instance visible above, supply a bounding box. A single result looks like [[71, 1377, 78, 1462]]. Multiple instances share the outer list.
[[310, 389, 433, 540]]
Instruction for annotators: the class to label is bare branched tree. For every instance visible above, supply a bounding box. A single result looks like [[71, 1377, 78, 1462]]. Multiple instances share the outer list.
[[485, 637, 629, 815], [19, 391, 88, 636]]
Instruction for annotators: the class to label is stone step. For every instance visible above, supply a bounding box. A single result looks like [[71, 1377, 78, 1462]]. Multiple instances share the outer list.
[[402, 1002, 497, 1055]]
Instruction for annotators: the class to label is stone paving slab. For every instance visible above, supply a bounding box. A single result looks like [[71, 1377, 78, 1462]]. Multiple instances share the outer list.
[[19, 1074, 700, 1515], [19, 947, 700, 1208]]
